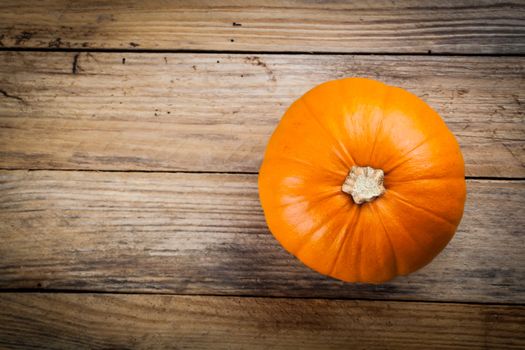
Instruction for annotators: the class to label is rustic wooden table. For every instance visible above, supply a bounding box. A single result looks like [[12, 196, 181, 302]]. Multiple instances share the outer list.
[[0, 1, 524, 349]]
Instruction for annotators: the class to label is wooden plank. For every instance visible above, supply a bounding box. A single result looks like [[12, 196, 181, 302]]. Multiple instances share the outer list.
[[0, 293, 523, 350], [0, 170, 523, 303], [0, 0, 524, 54], [0, 52, 523, 177]]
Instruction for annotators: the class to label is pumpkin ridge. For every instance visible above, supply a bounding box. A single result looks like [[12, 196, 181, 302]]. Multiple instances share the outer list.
[[379, 194, 432, 253], [299, 96, 355, 168], [333, 206, 363, 281], [383, 128, 449, 175], [292, 198, 353, 258], [264, 156, 345, 178], [387, 189, 458, 227], [371, 202, 399, 277], [377, 199, 433, 276], [272, 186, 341, 210], [328, 205, 358, 278], [362, 82, 392, 166], [385, 175, 465, 185], [365, 112, 383, 166], [352, 209, 367, 282]]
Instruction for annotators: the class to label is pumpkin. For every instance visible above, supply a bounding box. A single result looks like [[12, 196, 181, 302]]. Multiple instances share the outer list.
[[258, 77, 466, 283]]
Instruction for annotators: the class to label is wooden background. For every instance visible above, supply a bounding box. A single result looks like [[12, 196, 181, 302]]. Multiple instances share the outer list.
[[0, 1, 524, 348]]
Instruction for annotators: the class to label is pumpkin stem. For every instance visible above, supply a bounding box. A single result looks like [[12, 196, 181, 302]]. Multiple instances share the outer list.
[[342, 166, 385, 204]]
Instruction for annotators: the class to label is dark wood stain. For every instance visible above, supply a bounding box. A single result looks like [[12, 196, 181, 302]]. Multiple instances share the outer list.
[[244, 56, 276, 82], [13, 31, 33, 45], [48, 37, 63, 48]]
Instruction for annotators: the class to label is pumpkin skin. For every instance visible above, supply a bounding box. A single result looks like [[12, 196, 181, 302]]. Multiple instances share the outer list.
[[258, 77, 466, 283]]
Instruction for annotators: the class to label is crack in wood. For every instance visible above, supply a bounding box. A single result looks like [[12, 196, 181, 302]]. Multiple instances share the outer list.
[[72, 53, 80, 74], [0, 88, 26, 104], [14, 31, 33, 45]]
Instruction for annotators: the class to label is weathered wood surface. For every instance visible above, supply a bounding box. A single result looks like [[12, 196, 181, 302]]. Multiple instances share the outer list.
[[1, 1, 523, 347], [0, 293, 523, 350], [0, 52, 523, 177], [0, 0, 524, 54], [1, 170, 523, 303]]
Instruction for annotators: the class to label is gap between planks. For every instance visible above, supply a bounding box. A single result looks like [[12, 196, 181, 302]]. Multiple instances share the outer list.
[[1, 47, 525, 57], [0, 288, 523, 307]]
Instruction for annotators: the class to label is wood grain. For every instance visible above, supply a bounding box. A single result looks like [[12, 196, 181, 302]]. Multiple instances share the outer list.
[[0, 0, 524, 54], [0, 170, 523, 303], [0, 52, 523, 177], [0, 293, 524, 350]]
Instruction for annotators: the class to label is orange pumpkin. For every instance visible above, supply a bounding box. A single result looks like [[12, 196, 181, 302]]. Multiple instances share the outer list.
[[258, 78, 466, 283]]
